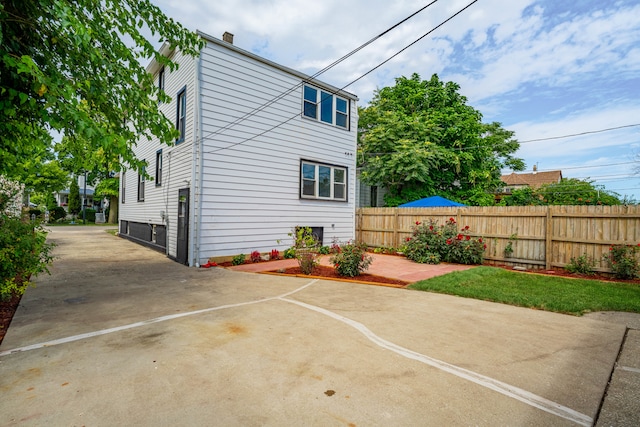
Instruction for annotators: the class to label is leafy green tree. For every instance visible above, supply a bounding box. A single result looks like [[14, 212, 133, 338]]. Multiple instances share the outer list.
[[538, 178, 621, 205], [501, 187, 543, 206], [95, 177, 120, 223], [0, 0, 204, 178], [358, 73, 524, 206], [68, 179, 81, 216]]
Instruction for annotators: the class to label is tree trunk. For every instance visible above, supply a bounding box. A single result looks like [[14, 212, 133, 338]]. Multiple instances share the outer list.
[[108, 196, 119, 224]]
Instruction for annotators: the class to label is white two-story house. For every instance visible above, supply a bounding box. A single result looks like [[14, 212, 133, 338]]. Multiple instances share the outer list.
[[118, 31, 358, 266]]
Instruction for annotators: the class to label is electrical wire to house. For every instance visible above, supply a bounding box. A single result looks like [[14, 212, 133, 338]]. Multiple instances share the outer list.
[[196, 0, 442, 146], [200, 0, 479, 155]]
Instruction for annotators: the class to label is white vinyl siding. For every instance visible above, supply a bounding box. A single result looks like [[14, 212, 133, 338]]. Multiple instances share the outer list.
[[119, 48, 196, 259], [196, 38, 357, 260], [121, 34, 358, 264]]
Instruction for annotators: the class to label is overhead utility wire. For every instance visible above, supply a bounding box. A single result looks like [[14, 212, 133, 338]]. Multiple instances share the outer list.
[[197, 0, 441, 144], [518, 124, 640, 143], [204, 0, 479, 155], [362, 123, 640, 157]]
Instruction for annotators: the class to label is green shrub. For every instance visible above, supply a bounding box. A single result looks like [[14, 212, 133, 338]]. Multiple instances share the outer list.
[[232, 254, 246, 266], [283, 247, 296, 259], [28, 208, 42, 218], [318, 245, 330, 255], [83, 208, 96, 222], [404, 218, 485, 265], [330, 241, 373, 277], [291, 226, 319, 274], [565, 253, 596, 275], [605, 244, 640, 279], [51, 206, 67, 222], [0, 216, 55, 301]]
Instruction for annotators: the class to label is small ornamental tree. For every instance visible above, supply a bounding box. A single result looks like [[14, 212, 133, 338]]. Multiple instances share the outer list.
[[68, 179, 81, 217]]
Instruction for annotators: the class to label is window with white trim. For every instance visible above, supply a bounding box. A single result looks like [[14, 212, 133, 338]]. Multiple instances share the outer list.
[[155, 150, 162, 187], [300, 160, 347, 201], [302, 84, 349, 129], [158, 67, 165, 103], [176, 86, 186, 143], [137, 165, 145, 202], [121, 170, 126, 204]]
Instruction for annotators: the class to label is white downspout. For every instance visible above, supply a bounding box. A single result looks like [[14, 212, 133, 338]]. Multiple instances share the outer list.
[[196, 47, 205, 267], [189, 54, 200, 267]]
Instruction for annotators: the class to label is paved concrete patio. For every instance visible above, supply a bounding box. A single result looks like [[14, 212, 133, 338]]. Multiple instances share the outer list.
[[226, 252, 473, 284], [0, 226, 635, 426]]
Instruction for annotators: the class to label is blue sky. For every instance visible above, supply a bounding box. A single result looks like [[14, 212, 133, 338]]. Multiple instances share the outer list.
[[154, 0, 640, 201]]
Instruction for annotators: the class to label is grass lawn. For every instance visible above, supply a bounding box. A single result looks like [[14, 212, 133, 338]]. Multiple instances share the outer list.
[[408, 266, 640, 316]]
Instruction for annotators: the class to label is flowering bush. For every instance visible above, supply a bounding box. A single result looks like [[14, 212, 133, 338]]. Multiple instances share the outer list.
[[250, 250, 261, 263], [605, 244, 640, 279], [270, 249, 280, 260], [330, 241, 373, 277], [1, 176, 55, 301], [404, 218, 485, 265]]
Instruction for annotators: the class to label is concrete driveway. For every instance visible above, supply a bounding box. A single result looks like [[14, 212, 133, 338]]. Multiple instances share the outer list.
[[0, 226, 629, 426]]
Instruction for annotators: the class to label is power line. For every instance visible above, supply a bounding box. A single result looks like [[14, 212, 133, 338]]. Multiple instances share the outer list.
[[202, 0, 479, 155], [518, 124, 640, 144], [196, 0, 442, 145]]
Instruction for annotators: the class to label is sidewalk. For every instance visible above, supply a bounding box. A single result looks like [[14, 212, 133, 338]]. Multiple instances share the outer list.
[[227, 252, 473, 283]]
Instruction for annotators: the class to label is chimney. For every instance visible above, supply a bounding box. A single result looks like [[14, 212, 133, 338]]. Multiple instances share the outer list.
[[532, 164, 537, 174], [222, 32, 234, 44]]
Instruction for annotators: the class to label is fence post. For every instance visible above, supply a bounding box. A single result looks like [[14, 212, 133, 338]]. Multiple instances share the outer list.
[[457, 208, 462, 227], [545, 207, 553, 270], [394, 208, 399, 249]]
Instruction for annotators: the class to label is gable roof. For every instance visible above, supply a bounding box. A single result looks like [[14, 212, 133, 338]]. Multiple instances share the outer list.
[[146, 32, 358, 102], [501, 170, 562, 189]]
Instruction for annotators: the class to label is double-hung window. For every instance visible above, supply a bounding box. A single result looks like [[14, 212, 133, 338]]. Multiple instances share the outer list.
[[155, 150, 162, 186], [176, 86, 186, 143], [302, 84, 349, 129], [301, 160, 347, 201], [138, 165, 145, 202], [158, 67, 165, 103], [121, 170, 126, 204]]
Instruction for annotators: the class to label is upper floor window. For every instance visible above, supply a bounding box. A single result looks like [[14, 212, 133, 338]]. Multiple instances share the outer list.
[[158, 67, 165, 103], [138, 165, 146, 202], [300, 160, 347, 201], [176, 86, 186, 143], [155, 150, 163, 186], [302, 84, 349, 129]]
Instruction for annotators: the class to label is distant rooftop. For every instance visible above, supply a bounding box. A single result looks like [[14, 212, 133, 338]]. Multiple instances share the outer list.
[[501, 169, 562, 189]]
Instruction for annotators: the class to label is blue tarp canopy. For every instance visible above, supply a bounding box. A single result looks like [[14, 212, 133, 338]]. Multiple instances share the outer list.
[[398, 196, 466, 207]]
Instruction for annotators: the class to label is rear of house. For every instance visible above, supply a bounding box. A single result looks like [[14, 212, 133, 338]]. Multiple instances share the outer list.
[[118, 31, 358, 266]]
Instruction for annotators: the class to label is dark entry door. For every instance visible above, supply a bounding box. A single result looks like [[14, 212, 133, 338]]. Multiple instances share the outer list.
[[176, 188, 189, 265]]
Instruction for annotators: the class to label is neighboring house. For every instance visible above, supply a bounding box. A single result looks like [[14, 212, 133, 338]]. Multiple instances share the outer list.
[[355, 173, 387, 208], [497, 166, 562, 201], [55, 174, 105, 212], [118, 31, 359, 266]]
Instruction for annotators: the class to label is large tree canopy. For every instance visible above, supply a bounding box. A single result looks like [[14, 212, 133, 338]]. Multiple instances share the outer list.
[[358, 73, 525, 206], [0, 0, 204, 177]]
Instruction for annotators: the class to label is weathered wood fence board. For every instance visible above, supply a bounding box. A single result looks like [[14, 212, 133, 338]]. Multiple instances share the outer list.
[[356, 205, 640, 272]]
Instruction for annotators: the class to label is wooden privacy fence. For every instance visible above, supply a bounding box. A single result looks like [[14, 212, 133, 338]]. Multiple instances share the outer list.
[[356, 205, 640, 272]]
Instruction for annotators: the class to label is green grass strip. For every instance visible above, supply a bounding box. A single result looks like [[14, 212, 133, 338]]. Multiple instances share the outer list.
[[408, 266, 640, 316]]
